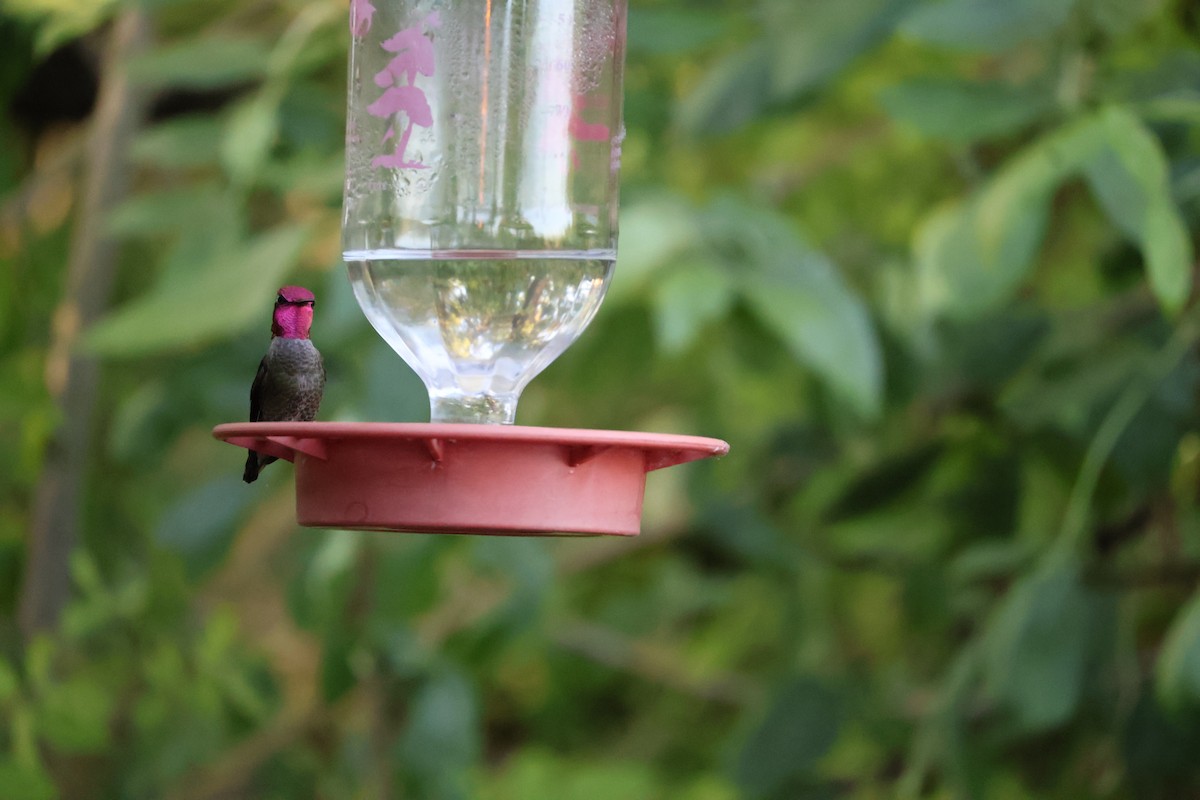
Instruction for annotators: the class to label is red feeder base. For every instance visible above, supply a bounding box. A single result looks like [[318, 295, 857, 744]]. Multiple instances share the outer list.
[[212, 422, 729, 536]]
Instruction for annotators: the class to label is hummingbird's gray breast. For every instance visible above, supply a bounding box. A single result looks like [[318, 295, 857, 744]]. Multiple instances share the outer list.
[[262, 337, 325, 421]]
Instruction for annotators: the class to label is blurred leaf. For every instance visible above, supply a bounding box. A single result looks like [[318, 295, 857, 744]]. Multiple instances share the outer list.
[[826, 499, 953, 564], [943, 447, 1022, 539], [1113, 49, 1200, 103], [127, 35, 271, 90], [1111, 369, 1196, 491], [612, 198, 702, 302], [84, 223, 310, 356], [901, 0, 1079, 52], [360, 339, 429, 422], [107, 183, 227, 238], [153, 476, 257, 579], [765, 0, 919, 101], [158, 201, 247, 286], [1123, 688, 1200, 793], [1084, 108, 1192, 314], [949, 540, 1036, 584], [879, 78, 1051, 141], [678, 41, 773, 136], [942, 310, 1049, 388], [316, 265, 371, 347], [36, 677, 114, 753], [734, 677, 843, 798], [222, 91, 281, 185], [983, 562, 1096, 731], [651, 258, 734, 353], [4, 0, 115, 53], [680, 0, 916, 133], [694, 500, 788, 568], [479, 750, 733, 800], [916, 186, 1048, 321], [1000, 336, 1146, 436], [742, 269, 881, 417], [258, 150, 345, 198], [130, 116, 225, 168], [319, 616, 358, 702], [289, 534, 357, 632], [471, 537, 553, 624], [823, 443, 943, 522], [276, 82, 345, 154], [626, 8, 732, 54], [0, 659, 18, 702], [375, 624, 433, 679], [108, 380, 171, 464], [916, 107, 1180, 318], [397, 670, 480, 787], [25, 638, 53, 693], [372, 540, 441, 622], [0, 758, 55, 800], [719, 202, 882, 417], [1158, 589, 1200, 710], [1084, 0, 1165, 35]]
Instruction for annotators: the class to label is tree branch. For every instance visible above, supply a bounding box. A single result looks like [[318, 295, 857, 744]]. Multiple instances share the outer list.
[[20, 10, 152, 638]]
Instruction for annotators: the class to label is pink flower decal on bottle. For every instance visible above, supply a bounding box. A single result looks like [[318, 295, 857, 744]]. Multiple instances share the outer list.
[[568, 94, 611, 168], [350, 0, 375, 37], [378, 26, 436, 83], [569, 95, 610, 143], [368, 13, 441, 170]]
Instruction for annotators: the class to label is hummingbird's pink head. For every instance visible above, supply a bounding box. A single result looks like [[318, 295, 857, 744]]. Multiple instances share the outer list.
[[272, 285, 316, 339]]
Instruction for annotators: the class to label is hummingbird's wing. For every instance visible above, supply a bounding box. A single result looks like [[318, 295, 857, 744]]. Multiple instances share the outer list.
[[248, 356, 269, 422], [244, 357, 274, 483]]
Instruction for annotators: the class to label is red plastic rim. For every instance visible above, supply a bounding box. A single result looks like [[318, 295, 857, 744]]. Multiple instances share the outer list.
[[213, 422, 729, 536]]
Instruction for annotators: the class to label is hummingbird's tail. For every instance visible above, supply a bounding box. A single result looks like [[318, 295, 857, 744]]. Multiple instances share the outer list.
[[243, 450, 277, 483]]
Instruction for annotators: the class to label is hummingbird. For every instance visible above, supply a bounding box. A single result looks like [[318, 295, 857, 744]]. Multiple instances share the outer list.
[[243, 286, 326, 483]]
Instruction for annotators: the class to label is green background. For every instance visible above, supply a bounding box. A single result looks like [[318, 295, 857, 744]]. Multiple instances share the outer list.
[[4, 0, 1200, 797]]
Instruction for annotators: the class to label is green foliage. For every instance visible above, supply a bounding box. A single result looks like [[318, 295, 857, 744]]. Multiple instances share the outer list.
[[84, 224, 311, 356], [3, 0, 115, 53], [981, 561, 1105, 732], [900, 0, 1078, 52], [0, 757, 56, 800], [879, 77, 1052, 142], [397, 670, 480, 796], [916, 107, 1193, 319], [1158, 589, 1200, 710], [153, 477, 258, 579], [126, 35, 272, 91], [5, 0, 1200, 798], [620, 196, 883, 417], [734, 677, 844, 798]]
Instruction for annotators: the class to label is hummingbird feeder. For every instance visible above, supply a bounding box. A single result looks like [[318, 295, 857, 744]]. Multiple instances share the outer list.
[[214, 0, 728, 536]]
